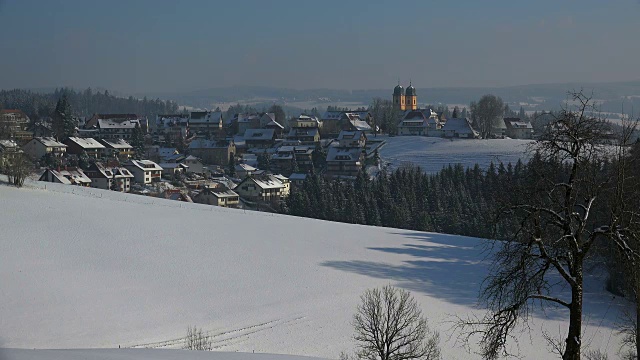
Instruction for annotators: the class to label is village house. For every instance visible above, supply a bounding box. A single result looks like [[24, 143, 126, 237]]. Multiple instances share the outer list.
[[123, 159, 163, 184], [235, 163, 257, 178], [244, 128, 277, 149], [22, 137, 67, 160], [397, 110, 440, 136], [188, 138, 235, 166], [159, 162, 189, 179], [260, 113, 285, 137], [504, 118, 534, 139], [181, 155, 206, 174], [188, 111, 223, 136], [286, 127, 320, 144], [39, 167, 92, 187], [86, 115, 145, 141], [234, 175, 288, 202], [325, 147, 365, 178], [86, 113, 148, 133], [288, 115, 321, 129], [84, 162, 134, 192], [98, 138, 134, 159], [237, 114, 261, 136], [441, 118, 478, 138], [63, 137, 105, 158], [154, 114, 189, 143], [0, 109, 33, 143], [193, 187, 240, 207], [270, 145, 314, 173], [337, 130, 367, 148], [320, 111, 372, 136]]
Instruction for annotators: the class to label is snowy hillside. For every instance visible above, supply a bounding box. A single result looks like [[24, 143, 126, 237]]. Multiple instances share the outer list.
[[0, 181, 627, 359], [377, 135, 533, 173]]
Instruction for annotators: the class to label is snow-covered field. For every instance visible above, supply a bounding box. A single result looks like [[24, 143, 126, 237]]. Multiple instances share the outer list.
[[377, 135, 533, 173], [0, 181, 628, 359]]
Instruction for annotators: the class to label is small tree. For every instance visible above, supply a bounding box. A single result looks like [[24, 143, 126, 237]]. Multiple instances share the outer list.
[[353, 285, 441, 360], [131, 123, 146, 158], [184, 326, 212, 351], [6, 153, 31, 187]]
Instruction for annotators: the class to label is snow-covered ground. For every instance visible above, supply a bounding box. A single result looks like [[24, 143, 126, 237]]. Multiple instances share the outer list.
[[377, 135, 533, 173], [0, 349, 324, 360], [0, 181, 628, 359]]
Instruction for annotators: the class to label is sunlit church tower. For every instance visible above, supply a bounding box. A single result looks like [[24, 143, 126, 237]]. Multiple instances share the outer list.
[[405, 82, 417, 110], [393, 83, 405, 111], [393, 82, 418, 111]]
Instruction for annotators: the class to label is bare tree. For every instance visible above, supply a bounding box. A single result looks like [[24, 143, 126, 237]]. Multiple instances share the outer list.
[[5, 152, 31, 187], [470, 95, 505, 139], [353, 285, 441, 360], [458, 91, 640, 360], [184, 326, 212, 351]]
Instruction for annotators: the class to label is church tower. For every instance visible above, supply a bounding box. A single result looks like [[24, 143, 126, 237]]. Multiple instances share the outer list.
[[405, 82, 417, 110], [393, 83, 405, 111]]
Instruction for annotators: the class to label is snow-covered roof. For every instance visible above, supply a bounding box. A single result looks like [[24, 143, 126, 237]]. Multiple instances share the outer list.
[[99, 138, 132, 149], [98, 118, 139, 129], [235, 163, 257, 172], [337, 130, 365, 141], [242, 176, 286, 190], [159, 163, 189, 170], [125, 159, 163, 171], [244, 129, 275, 141], [349, 120, 372, 131], [326, 147, 363, 162], [187, 111, 223, 126], [34, 137, 67, 148], [66, 137, 105, 149], [0, 139, 19, 149], [41, 168, 92, 185], [504, 118, 533, 129], [442, 118, 476, 135]]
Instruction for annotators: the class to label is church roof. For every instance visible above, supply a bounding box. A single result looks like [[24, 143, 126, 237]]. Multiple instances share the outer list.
[[393, 84, 404, 96]]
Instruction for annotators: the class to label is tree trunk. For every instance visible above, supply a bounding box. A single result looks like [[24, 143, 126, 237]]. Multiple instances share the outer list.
[[636, 275, 639, 360], [563, 270, 583, 360]]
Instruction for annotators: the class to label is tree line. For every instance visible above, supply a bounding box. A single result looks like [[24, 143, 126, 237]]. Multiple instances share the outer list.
[[0, 88, 179, 121]]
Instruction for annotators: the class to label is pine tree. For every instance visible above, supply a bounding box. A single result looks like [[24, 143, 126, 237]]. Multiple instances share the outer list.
[[131, 123, 145, 158], [228, 155, 236, 177], [53, 94, 75, 140]]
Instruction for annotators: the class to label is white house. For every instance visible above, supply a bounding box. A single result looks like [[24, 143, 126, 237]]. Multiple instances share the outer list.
[[123, 159, 163, 184], [22, 137, 67, 160]]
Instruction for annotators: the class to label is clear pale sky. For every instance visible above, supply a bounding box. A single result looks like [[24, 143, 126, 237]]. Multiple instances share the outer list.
[[0, 0, 638, 93]]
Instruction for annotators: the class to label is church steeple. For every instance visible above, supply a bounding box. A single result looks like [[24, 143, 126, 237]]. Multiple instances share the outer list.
[[405, 80, 417, 110], [393, 81, 405, 111]]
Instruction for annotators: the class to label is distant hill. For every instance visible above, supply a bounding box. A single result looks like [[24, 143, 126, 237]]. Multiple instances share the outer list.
[[141, 80, 640, 115]]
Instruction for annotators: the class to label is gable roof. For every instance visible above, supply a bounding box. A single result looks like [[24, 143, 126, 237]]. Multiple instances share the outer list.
[[99, 138, 133, 149], [244, 128, 276, 141], [65, 137, 105, 149], [124, 159, 163, 171], [39, 168, 91, 185], [442, 118, 476, 135], [33, 137, 67, 148], [326, 147, 363, 162], [338, 130, 366, 141], [504, 117, 533, 130]]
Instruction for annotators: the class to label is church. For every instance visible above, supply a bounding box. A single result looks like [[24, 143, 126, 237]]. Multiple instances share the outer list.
[[392, 82, 418, 111]]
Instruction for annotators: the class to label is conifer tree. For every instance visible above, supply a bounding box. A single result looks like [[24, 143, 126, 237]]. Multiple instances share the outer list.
[[131, 123, 145, 158], [53, 94, 75, 140]]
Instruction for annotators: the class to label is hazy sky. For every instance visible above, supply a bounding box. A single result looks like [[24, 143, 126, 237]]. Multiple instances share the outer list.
[[0, 0, 639, 94]]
